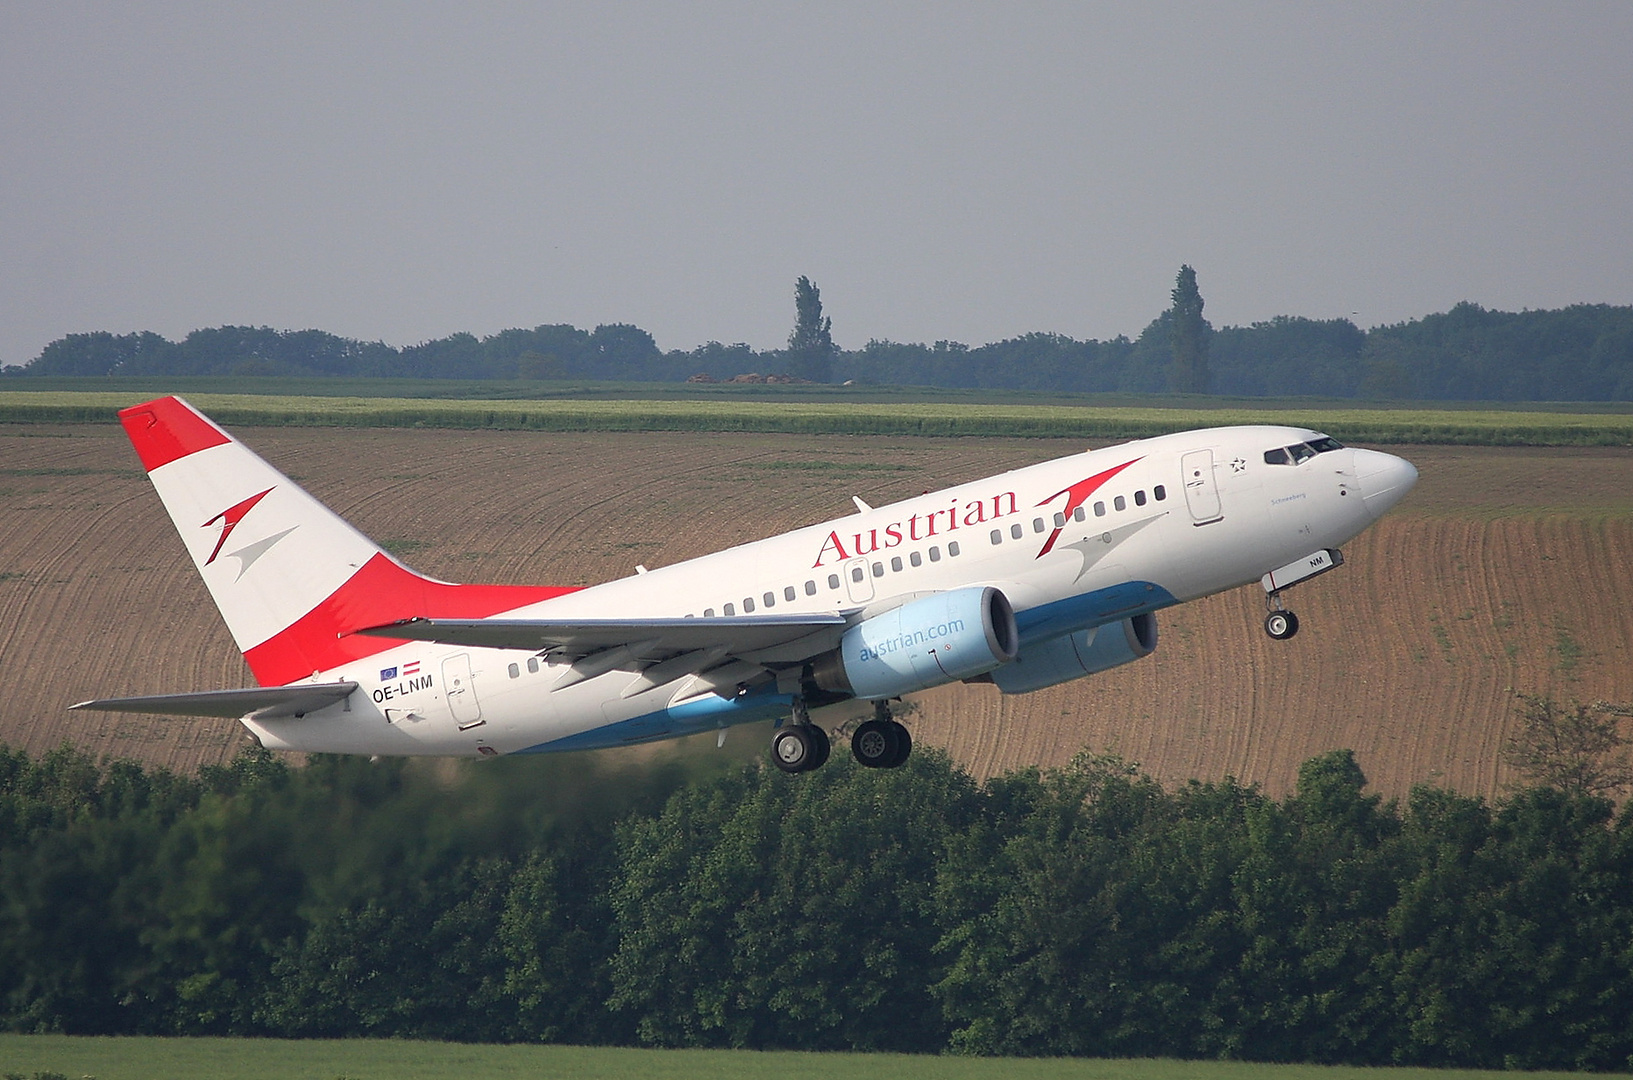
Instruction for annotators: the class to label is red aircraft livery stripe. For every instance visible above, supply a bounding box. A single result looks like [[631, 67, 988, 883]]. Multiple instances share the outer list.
[[243, 552, 580, 686], [119, 397, 232, 472]]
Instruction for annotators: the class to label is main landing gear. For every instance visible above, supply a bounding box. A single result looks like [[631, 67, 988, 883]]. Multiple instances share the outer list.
[[851, 701, 912, 770], [770, 699, 911, 774]]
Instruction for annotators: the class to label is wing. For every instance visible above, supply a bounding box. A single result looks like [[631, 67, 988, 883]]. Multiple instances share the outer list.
[[349, 614, 853, 697], [70, 682, 358, 720]]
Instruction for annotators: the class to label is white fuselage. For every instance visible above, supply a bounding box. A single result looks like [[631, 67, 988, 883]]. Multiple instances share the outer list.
[[245, 425, 1413, 757]]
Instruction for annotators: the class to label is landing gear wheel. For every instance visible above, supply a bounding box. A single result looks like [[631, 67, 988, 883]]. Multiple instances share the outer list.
[[771, 725, 818, 773], [807, 724, 831, 769], [1264, 610, 1300, 640], [852, 718, 912, 768], [884, 720, 911, 768], [851, 718, 901, 769]]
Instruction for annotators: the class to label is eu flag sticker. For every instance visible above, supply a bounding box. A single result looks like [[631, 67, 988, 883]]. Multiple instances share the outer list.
[[380, 666, 398, 680]]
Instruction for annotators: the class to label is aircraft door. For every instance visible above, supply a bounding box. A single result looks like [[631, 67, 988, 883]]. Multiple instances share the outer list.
[[843, 556, 875, 604], [441, 653, 484, 730], [1180, 449, 1223, 525]]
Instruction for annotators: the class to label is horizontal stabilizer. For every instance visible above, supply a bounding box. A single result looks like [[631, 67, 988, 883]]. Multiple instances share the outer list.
[[71, 682, 358, 720], [349, 614, 849, 657]]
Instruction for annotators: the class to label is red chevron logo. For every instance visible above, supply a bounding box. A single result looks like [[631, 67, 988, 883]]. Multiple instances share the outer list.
[[202, 487, 275, 565]]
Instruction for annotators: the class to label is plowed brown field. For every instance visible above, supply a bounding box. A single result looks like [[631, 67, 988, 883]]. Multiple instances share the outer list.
[[3, 424, 1630, 796]]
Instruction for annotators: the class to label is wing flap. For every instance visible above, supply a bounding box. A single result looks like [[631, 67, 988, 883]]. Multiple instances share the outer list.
[[70, 682, 358, 720]]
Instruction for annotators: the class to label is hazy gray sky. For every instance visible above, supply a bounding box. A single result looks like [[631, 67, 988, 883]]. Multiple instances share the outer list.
[[3, 3, 1630, 367]]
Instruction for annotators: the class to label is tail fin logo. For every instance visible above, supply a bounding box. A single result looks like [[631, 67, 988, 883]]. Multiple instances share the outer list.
[[203, 487, 276, 565]]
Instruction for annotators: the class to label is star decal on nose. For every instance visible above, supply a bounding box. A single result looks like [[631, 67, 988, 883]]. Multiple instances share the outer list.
[[1230, 457, 1247, 473]]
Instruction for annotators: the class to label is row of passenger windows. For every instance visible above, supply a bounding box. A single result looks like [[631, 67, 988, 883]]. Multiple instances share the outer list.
[[701, 541, 964, 617], [1264, 437, 1343, 465], [699, 479, 1174, 614], [989, 484, 1168, 544]]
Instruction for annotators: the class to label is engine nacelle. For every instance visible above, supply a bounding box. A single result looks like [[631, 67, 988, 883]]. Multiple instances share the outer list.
[[810, 586, 1018, 700], [989, 613, 1157, 694]]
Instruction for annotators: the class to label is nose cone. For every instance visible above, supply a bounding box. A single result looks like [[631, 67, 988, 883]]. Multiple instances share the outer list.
[[1353, 449, 1419, 518]]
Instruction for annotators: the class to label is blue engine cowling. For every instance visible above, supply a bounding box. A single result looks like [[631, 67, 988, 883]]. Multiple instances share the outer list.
[[989, 613, 1157, 694], [812, 586, 1019, 700]]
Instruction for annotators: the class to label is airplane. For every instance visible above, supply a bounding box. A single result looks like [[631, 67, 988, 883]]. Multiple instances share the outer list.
[[73, 396, 1418, 772]]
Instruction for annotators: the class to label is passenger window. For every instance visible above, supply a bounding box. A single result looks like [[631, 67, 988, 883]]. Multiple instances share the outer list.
[[1264, 448, 1291, 465], [1074, 506, 1086, 522], [1154, 485, 1166, 501], [527, 657, 539, 674], [1053, 512, 1066, 528], [1114, 495, 1126, 511], [929, 546, 941, 562], [1032, 517, 1045, 533], [1010, 523, 1023, 540], [828, 574, 841, 589], [785, 586, 796, 602], [948, 541, 960, 556], [887, 556, 900, 572], [704, 607, 715, 617], [1094, 501, 1106, 517], [724, 603, 735, 616], [872, 561, 884, 577], [991, 529, 1003, 545], [743, 597, 755, 612], [763, 592, 774, 608], [851, 566, 864, 583], [508, 663, 520, 679], [910, 551, 922, 567], [1135, 490, 1146, 506]]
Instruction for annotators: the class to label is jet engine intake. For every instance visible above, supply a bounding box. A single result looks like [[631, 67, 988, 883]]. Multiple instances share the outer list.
[[990, 613, 1157, 694], [810, 586, 1018, 700]]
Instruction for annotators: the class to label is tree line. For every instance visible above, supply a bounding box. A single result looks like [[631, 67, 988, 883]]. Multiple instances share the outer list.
[[12, 299, 1633, 402], [4, 737, 1633, 1068]]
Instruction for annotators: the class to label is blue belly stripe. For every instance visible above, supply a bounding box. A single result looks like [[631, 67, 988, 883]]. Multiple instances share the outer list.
[[518, 685, 794, 754]]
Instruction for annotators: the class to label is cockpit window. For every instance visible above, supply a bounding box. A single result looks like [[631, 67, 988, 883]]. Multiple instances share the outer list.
[[1264, 437, 1345, 465]]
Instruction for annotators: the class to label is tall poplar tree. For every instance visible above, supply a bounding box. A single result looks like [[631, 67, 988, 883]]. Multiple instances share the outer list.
[[786, 276, 835, 383], [1169, 264, 1212, 394]]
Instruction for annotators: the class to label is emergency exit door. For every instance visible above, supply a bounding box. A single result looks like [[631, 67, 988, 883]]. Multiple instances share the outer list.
[[441, 653, 483, 730]]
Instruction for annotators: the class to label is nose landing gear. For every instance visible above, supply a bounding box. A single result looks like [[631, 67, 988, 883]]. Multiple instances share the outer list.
[[1264, 605, 1300, 641], [1259, 548, 1342, 640]]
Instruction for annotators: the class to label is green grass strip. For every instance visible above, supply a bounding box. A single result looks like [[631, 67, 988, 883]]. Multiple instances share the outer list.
[[3, 390, 1631, 445], [0, 1034, 1615, 1080]]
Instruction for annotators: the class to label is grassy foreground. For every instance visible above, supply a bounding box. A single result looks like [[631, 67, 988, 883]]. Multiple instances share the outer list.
[[3, 389, 1633, 445], [0, 1036, 1618, 1080]]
